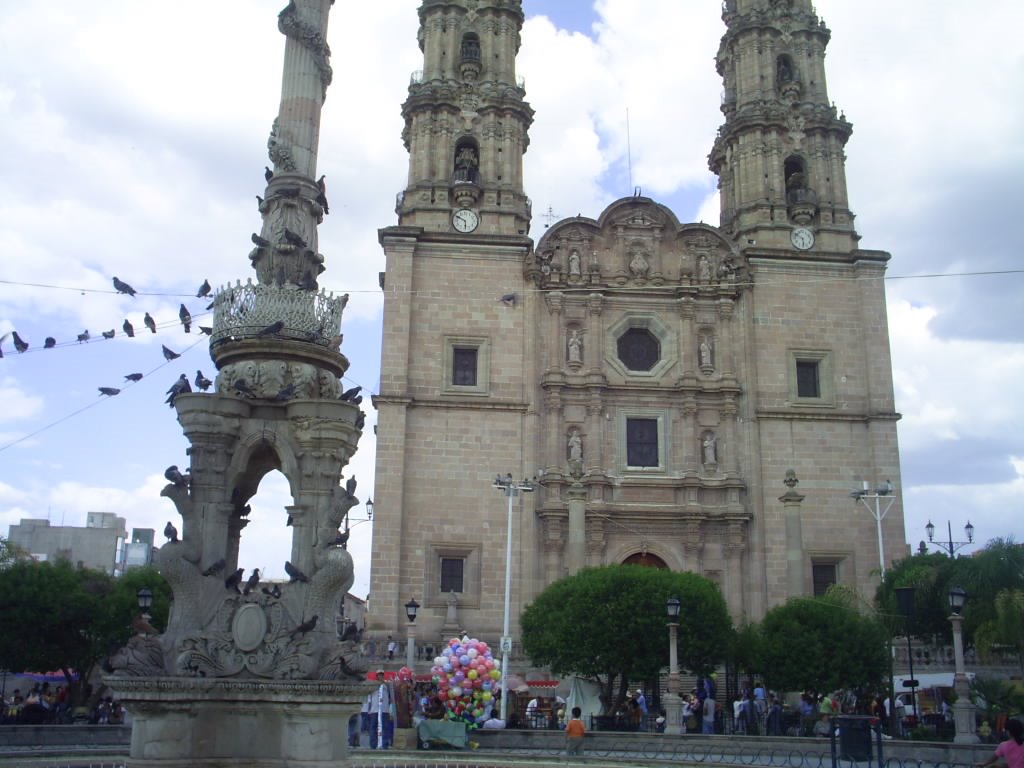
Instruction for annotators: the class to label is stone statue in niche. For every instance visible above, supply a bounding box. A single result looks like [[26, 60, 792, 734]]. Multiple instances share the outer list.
[[445, 590, 458, 625], [702, 433, 717, 465], [568, 249, 581, 276], [567, 329, 582, 364], [699, 336, 714, 369], [568, 429, 583, 463], [698, 255, 712, 284], [629, 250, 650, 277]]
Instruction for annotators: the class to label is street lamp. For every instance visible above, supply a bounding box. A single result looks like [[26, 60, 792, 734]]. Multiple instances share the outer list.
[[665, 596, 682, 736], [405, 598, 420, 670], [924, 520, 974, 557], [365, 498, 374, 520], [947, 586, 978, 743], [894, 586, 917, 737], [850, 480, 896, 577], [492, 472, 536, 723], [137, 587, 153, 621]]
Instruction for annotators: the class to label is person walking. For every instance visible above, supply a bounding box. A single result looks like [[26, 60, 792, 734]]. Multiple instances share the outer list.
[[565, 706, 586, 757], [368, 669, 393, 749], [977, 718, 1024, 768], [702, 696, 717, 735]]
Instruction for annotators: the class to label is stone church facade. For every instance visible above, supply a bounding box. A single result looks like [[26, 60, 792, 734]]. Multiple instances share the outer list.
[[369, 0, 906, 645]]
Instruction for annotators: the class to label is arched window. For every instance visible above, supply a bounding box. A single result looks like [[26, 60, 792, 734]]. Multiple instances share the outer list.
[[776, 54, 796, 85], [452, 138, 480, 185], [784, 155, 807, 193], [460, 33, 481, 64]]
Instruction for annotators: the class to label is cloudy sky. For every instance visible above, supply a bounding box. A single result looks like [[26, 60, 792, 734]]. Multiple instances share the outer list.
[[1, 1, 1022, 598]]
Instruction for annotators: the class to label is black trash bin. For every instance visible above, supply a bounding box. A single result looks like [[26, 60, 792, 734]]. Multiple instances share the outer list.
[[832, 715, 878, 765]]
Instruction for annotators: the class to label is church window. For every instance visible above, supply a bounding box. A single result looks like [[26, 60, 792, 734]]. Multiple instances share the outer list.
[[440, 557, 465, 593], [452, 347, 477, 386], [443, 336, 490, 395], [460, 33, 481, 64], [812, 561, 838, 596], [789, 349, 834, 406], [795, 360, 819, 398], [784, 156, 807, 194], [617, 327, 660, 371], [626, 417, 659, 468], [776, 54, 796, 84]]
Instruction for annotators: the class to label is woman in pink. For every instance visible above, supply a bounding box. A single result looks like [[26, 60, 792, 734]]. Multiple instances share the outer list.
[[978, 718, 1024, 768]]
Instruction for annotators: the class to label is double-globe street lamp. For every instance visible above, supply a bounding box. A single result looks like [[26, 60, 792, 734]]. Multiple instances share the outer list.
[[948, 586, 978, 743], [923, 520, 974, 557], [665, 597, 682, 735], [492, 473, 536, 723]]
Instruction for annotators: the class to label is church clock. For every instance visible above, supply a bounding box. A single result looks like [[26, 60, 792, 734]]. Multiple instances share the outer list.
[[790, 227, 815, 250], [452, 208, 479, 233]]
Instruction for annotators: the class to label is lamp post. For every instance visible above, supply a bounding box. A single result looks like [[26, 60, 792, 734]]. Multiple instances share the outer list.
[[492, 472, 536, 723], [924, 520, 974, 557], [137, 587, 153, 622], [665, 596, 682, 735], [405, 598, 420, 670], [850, 480, 896, 577], [894, 586, 917, 737], [948, 586, 978, 743]]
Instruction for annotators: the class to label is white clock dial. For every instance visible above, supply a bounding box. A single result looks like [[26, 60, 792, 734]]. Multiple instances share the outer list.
[[452, 208, 479, 233], [791, 227, 815, 250]]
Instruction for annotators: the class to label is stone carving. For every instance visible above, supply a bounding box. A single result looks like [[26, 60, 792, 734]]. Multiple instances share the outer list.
[[698, 255, 712, 284], [568, 249, 581, 276], [629, 249, 650, 277], [278, 0, 334, 100], [445, 590, 458, 625], [702, 433, 717, 465], [108, 634, 166, 677], [567, 329, 582, 364], [267, 118, 297, 173], [568, 428, 583, 463], [699, 336, 714, 369]]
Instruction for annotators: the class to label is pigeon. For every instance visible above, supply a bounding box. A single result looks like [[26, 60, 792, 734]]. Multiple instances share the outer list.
[[12, 332, 28, 353], [124, 372, 144, 382], [298, 270, 317, 291], [201, 558, 226, 577], [283, 228, 307, 248], [261, 584, 283, 599], [243, 568, 261, 596], [100, 329, 115, 340], [123, 319, 135, 337], [284, 561, 309, 583], [112, 276, 137, 296], [162, 345, 181, 361], [272, 383, 296, 402], [164, 465, 189, 487], [225, 568, 244, 593], [339, 385, 362, 402], [166, 374, 191, 407], [144, 313, 157, 333], [500, 293, 517, 307], [196, 279, 211, 298], [333, 528, 350, 548], [132, 615, 160, 636], [290, 615, 319, 637], [316, 174, 329, 215], [339, 622, 358, 642], [179, 304, 192, 333], [44, 337, 56, 348], [233, 378, 256, 397], [98, 387, 120, 397], [345, 476, 357, 498], [77, 330, 90, 343], [164, 521, 179, 542], [264, 166, 274, 182], [286, 514, 293, 527], [256, 320, 284, 337], [198, 326, 213, 336], [354, 411, 365, 430], [195, 370, 213, 391], [251, 232, 270, 248], [256, 195, 264, 207]]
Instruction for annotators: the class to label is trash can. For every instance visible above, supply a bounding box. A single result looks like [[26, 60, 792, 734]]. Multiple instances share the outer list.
[[832, 715, 878, 765]]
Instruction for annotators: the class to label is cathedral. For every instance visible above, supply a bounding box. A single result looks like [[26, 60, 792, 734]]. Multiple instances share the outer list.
[[369, 0, 906, 648]]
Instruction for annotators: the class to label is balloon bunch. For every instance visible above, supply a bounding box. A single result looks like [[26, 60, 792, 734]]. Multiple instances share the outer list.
[[430, 635, 501, 725], [396, 666, 415, 683]]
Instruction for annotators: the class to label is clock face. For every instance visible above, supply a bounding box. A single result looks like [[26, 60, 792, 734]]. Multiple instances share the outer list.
[[452, 208, 479, 233], [791, 227, 815, 250]]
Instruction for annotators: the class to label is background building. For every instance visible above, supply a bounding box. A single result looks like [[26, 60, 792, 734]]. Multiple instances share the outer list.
[[370, 0, 906, 647], [8, 512, 127, 575]]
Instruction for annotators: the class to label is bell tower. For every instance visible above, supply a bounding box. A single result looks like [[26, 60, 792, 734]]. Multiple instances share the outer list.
[[709, 0, 857, 254], [397, 0, 534, 236]]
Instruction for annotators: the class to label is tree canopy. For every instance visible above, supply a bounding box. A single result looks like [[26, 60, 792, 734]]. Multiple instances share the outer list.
[[755, 587, 889, 694], [520, 565, 732, 712]]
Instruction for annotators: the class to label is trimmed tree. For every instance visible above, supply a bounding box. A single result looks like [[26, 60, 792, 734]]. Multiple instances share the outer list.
[[520, 564, 732, 713]]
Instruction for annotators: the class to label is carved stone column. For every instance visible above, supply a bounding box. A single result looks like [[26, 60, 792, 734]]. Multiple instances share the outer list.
[[586, 517, 606, 567], [717, 298, 735, 377], [678, 297, 696, 378], [586, 393, 603, 474], [546, 291, 563, 373], [779, 469, 806, 600], [566, 482, 587, 575], [722, 521, 747, 620], [543, 516, 565, 585], [544, 389, 563, 476], [681, 518, 704, 572], [587, 293, 604, 375]]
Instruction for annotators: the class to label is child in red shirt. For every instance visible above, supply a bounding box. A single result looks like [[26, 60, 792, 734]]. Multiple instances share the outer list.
[[565, 706, 586, 756]]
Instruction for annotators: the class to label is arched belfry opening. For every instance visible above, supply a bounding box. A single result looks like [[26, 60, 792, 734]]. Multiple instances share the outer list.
[[234, 469, 293, 582], [452, 136, 481, 207], [622, 551, 669, 569]]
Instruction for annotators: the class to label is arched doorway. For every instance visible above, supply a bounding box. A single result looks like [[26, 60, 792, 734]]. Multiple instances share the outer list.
[[622, 551, 668, 569]]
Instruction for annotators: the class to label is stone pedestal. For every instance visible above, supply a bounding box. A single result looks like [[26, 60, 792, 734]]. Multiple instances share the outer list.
[[108, 677, 366, 768]]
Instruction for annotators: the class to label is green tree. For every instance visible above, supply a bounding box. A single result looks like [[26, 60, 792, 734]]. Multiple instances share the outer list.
[[0, 561, 170, 705], [520, 565, 732, 713], [756, 587, 888, 694], [974, 589, 1024, 673], [0, 535, 27, 567]]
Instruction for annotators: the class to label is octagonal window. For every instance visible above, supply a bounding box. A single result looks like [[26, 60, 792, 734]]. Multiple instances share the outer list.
[[617, 327, 660, 371]]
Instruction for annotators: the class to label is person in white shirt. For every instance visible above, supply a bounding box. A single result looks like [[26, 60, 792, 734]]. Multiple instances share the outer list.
[[367, 670, 393, 749]]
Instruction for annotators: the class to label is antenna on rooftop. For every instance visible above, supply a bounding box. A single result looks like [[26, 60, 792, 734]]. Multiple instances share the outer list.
[[542, 206, 561, 228]]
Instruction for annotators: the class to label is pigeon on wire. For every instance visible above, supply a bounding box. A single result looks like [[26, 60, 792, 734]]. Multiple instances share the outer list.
[[166, 373, 191, 407], [284, 561, 309, 583], [225, 568, 244, 593], [101, 329, 115, 339], [256, 320, 284, 337], [12, 332, 28, 353], [162, 345, 181, 361], [201, 558, 226, 577], [123, 319, 135, 338], [243, 569, 261, 596], [164, 521, 179, 542], [290, 615, 318, 638], [124, 372, 144, 382], [112, 277, 137, 296], [179, 304, 192, 333], [98, 387, 121, 397], [77, 330, 90, 343], [164, 465, 189, 487], [199, 326, 212, 336], [144, 313, 157, 333], [195, 370, 213, 391], [196, 279, 211, 298], [44, 337, 56, 348]]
